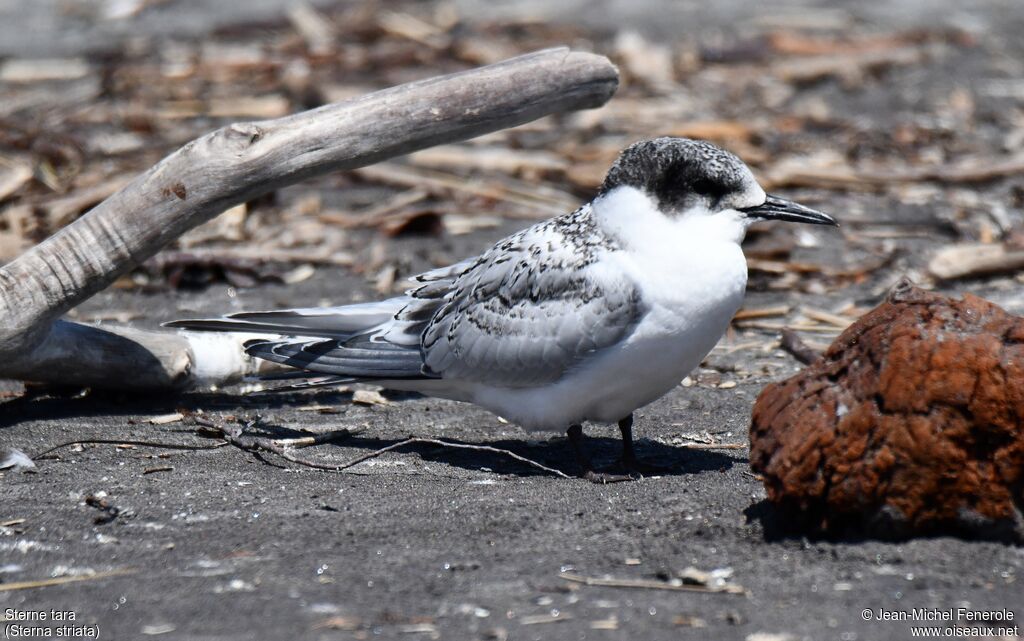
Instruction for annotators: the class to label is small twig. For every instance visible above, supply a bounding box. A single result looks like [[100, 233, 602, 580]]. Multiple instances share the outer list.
[[33, 438, 228, 460], [0, 569, 135, 592], [192, 415, 572, 478], [736, 321, 840, 333], [332, 437, 574, 478], [559, 572, 745, 595], [192, 415, 359, 470], [732, 305, 790, 321], [801, 306, 853, 329], [780, 329, 822, 365], [679, 443, 746, 450]]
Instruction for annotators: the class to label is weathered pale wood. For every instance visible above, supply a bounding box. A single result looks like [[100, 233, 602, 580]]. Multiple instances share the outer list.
[[0, 321, 270, 390], [0, 48, 619, 390]]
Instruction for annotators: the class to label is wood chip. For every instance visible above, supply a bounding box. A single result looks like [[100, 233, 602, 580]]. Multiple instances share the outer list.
[[734, 305, 790, 321], [519, 613, 572, 625], [297, 404, 344, 414], [772, 46, 925, 86], [590, 616, 619, 630], [179, 204, 247, 248], [801, 307, 853, 329], [668, 120, 757, 143], [929, 243, 1024, 280], [765, 152, 1024, 190], [734, 321, 841, 333], [320, 189, 430, 228], [0, 58, 91, 82], [206, 96, 291, 119], [42, 177, 134, 227], [408, 146, 567, 176], [615, 31, 676, 90], [352, 389, 389, 406], [313, 616, 363, 631], [287, 3, 336, 55], [673, 615, 707, 627], [0, 160, 33, 202], [356, 163, 577, 216], [282, 264, 316, 284], [443, 213, 503, 235], [148, 412, 184, 425], [378, 12, 447, 47]]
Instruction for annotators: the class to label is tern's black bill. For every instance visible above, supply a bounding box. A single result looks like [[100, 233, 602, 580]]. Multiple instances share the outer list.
[[740, 194, 838, 226]]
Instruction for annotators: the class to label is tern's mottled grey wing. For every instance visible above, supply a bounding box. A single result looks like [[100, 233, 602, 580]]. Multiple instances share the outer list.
[[237, 259, 480, 381], [420, 204, 645, 386]]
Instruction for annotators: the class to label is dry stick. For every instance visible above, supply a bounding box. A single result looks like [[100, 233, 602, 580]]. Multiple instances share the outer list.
[[33, 438, 229, 460], [677, 442, 746, 450], [0, 48, 618, 390], [559, 572, 746, 595], [192, 416, 357, 467], [928, 243, 1024, 281], [328, 437, 573, 478], [780, 329, 822, 365], [0, 569, 136, 593], [764, 152, 1024, 191], [31, 413, 347, 460]]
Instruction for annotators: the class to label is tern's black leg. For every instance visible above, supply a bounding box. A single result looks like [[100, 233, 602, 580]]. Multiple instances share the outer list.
[[617, 414, 673, 474], [618, 414, 638, 468], [566, 424, 632, 484]]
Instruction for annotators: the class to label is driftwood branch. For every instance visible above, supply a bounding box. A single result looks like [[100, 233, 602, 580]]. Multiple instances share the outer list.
[[0, 48, 618, 390]]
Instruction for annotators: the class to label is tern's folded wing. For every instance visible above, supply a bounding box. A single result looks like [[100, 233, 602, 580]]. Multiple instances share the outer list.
[[421, 206, 644, 387]]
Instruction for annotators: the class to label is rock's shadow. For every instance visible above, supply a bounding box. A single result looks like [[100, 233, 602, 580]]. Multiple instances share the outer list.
[[743, 499, 803, 542], [743, 499, 1024, 545]]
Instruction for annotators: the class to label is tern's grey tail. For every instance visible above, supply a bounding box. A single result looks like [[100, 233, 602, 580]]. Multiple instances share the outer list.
[[167, 297, 439, 384], [165, 299, 407, 339], [166, 259, 472, 387], [243, 334, 434, 381]]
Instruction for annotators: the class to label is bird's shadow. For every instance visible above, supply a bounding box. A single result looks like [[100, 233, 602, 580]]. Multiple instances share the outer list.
[[3, 389, 739, 479], [249, 417, 739, 479]]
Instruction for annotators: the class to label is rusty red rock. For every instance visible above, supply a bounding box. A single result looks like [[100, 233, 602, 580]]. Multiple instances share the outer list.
[[750, 278, 1024, 542]]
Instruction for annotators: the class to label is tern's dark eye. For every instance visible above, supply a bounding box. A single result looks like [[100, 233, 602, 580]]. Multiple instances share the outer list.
[[691, 179, 720, 198]]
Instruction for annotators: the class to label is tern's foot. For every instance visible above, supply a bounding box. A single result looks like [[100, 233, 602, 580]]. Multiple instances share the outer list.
[[582, 468, 637, 484]]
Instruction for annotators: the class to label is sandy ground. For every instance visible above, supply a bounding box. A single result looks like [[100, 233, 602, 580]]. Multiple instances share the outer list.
[[3, 274, 1022, 641], [2, 1, 1024, 640]]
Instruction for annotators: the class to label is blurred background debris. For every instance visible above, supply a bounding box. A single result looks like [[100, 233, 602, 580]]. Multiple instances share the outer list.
[[2, 0, 1022, 320]]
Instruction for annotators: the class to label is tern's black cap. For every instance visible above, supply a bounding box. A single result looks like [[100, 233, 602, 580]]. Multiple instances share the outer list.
[[599, 137, 754, 213]]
